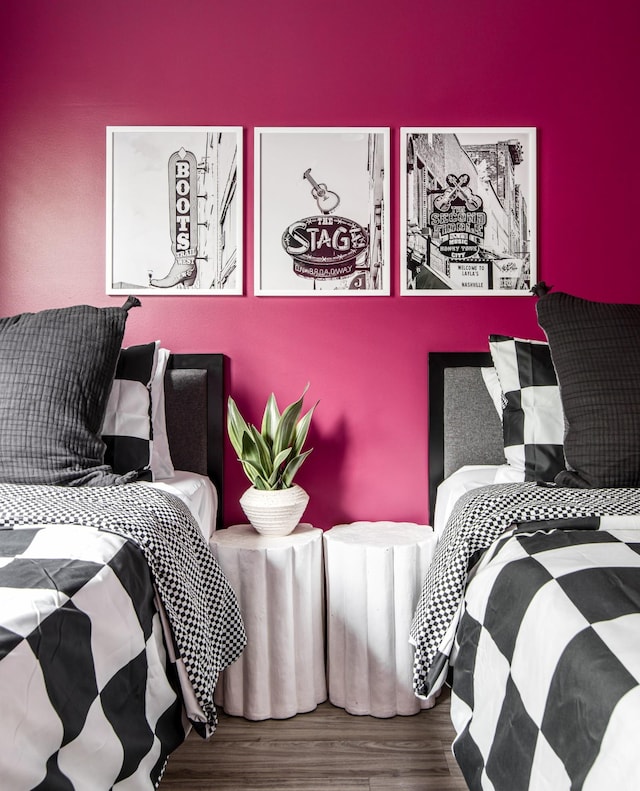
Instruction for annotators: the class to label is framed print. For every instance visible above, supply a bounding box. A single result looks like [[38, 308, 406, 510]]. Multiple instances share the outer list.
[[400, 128, 536, 295], [254, 127, 390, 295], [107, 126, 242, 295]]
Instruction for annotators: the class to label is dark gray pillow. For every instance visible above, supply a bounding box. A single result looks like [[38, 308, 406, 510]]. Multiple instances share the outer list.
[[0, 299, 140, 486], [536, 290, 640, 488]]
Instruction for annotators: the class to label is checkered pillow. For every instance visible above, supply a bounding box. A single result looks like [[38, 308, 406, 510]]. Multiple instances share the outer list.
[[102, 342, 156, 480], [150, 346, 175, 479], [488, 335, 565, 481], [102, 342, 175, 481]]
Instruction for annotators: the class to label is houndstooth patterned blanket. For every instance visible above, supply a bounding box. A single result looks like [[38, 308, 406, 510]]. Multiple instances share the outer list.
[[410, 482, 640, 698], [0, 482, 246, 733]]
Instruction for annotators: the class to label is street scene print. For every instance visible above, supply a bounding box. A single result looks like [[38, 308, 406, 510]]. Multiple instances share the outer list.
[[401, 128, 536, 295], [255, 128, 389, 295], [106, 126, 242, 295]]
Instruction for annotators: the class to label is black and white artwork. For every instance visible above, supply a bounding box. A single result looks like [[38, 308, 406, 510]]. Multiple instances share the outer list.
[[401, 128, 536, 295], [106, 126, 242, 295], [254, 127, 390, 295]]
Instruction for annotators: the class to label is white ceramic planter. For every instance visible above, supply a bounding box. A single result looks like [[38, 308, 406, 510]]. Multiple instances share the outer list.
[[239, 484, 309, 537]]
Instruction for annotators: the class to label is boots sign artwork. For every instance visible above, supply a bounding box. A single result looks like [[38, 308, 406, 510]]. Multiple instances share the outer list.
[[255, 127, 390, 296], [149, 149, 199, 288], [106, 126, 243, 295]]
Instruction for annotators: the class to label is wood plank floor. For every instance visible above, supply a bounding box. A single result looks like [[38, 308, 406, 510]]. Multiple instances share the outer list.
[[161, 687, 468, 790]]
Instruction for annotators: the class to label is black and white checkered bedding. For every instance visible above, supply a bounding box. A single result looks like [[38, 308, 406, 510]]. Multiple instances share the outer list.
[[0, 482, 246, 790], [410, 482, 640, 698], [450, 523, 640, 791]]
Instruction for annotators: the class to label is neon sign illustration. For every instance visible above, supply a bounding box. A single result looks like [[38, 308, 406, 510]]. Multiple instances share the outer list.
[[281, 168, 368, 283], [149, 147, 199, 288]]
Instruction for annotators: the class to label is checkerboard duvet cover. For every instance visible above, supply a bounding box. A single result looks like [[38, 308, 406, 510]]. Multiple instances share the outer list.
[[410, 482, 640, 791], [0, 483, 245, 790], [451, 524, 640, 791]]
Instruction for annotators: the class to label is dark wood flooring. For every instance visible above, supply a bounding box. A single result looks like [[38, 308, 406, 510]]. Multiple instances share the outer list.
[[161, 687, 468, 790]]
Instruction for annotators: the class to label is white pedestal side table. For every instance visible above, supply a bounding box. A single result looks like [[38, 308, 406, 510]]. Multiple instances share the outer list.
[[210, 523, 327, 720], [323, 521, 437, 717]]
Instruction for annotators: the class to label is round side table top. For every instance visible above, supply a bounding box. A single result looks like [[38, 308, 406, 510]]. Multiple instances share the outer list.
[[211, 522, 319, 548], [324, 521, 432, 547]]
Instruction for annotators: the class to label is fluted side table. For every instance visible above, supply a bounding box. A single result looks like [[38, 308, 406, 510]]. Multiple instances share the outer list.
[[323, 521, 437, 717], [209, 523, 326, 720]]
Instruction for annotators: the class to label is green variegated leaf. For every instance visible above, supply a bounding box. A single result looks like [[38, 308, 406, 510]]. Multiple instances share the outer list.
[[273, 385, 309, 456], [293, 401, 318, 455], [241, 430, 262, 469], [261, 393, 280, 447], [227, 396, 251, 457], [249, 425, 273, 474], [267, 448, 292, 487], [272, 447, 292, 470], [239, 459, 268, 488]]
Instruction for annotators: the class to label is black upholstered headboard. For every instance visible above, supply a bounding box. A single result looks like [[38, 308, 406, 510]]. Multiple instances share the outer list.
[[164, 354, 226, 528], [428, 352, 504, 523]]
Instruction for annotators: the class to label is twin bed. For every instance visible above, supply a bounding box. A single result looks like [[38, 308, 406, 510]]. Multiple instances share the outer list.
[[413, 290, 640, 790], [3, 290, 640, 791], [0, 302, 245, 790]]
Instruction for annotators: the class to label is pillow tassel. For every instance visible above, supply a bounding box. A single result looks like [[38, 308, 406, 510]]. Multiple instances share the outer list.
[[122, 296, 142, 312], [531, 282, 552, 297]]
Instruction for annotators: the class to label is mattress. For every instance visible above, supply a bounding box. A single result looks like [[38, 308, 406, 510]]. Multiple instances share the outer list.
[[433, 464, 523, 539], [147, 470, 219, 540]]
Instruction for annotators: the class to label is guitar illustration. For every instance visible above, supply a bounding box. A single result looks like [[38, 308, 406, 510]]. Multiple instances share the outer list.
[[303, 168, 340, 214], [433, 173, 483, 213]]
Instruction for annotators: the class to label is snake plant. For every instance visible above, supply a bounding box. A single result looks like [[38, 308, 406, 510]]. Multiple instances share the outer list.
[[227, 384, 317, 490]]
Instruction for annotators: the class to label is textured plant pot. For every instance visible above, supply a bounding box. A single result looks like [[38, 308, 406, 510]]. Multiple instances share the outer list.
[[239, 484, 309, 537]]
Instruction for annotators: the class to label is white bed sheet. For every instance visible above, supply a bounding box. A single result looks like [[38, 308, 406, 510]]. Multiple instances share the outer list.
[[146, 471, 219, 541], [433, 464, 523, 540]]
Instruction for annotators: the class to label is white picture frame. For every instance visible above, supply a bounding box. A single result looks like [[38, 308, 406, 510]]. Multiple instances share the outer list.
[[400, 127, 537, 295], [106, 126, 243, 295], [254, 127, 390, 296]]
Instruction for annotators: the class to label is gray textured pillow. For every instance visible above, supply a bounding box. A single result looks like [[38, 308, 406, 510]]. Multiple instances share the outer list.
[[536, 289, 640, 488], [0, 299, 140, 486]]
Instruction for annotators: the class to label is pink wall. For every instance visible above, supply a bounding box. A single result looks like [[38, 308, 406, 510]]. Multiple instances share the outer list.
[[2, 0, 639, 529]]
